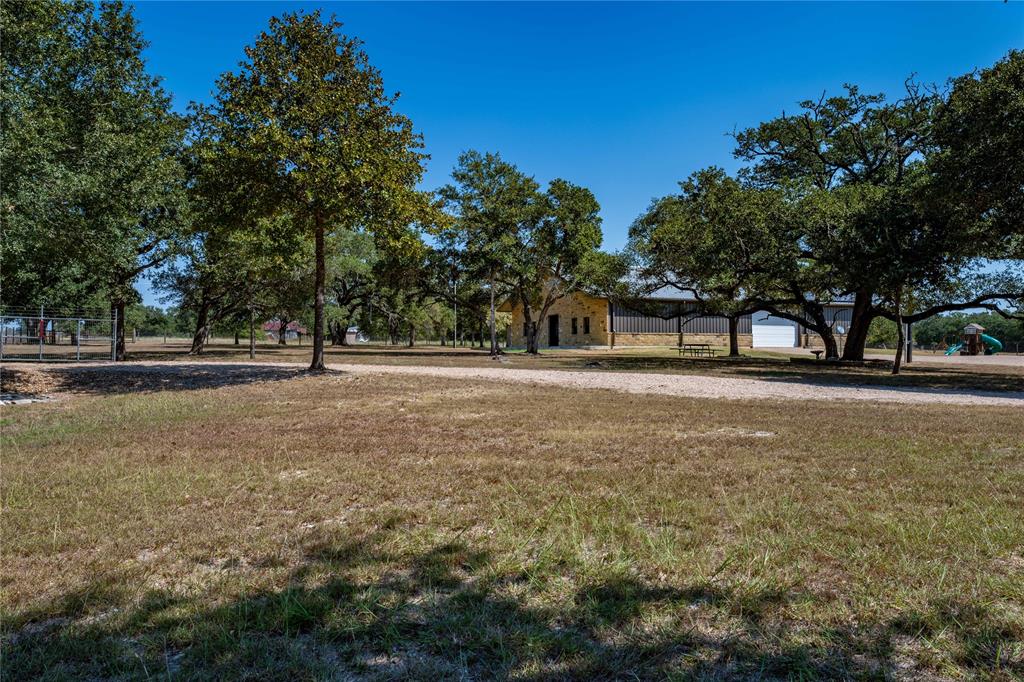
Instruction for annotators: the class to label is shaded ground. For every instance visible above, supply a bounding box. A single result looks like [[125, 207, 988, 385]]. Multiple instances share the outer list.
[[766, 345, 1024, 369], [4, 360, 1022, 406], [1, 363, 303, 397], [109, 338, 1024, 394], [2, 370, 1022, 679]]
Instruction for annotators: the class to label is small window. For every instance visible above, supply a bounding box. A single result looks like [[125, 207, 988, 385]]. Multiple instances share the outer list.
[[583, 316, 591, 334], [571, 317, 578, 335]]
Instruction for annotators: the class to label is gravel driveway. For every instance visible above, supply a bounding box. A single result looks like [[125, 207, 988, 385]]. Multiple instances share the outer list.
[[330, 362, 1024, 407]]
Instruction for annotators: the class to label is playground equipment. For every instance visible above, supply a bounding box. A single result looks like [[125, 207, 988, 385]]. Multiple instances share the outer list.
[[944, 323, 1002, 356]]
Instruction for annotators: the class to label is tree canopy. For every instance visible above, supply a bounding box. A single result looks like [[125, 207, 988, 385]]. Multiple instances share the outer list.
[[1, 0, 189, 359], [441, 151, 603, 354], [630, 59, 1023, 363], [191, 11, 432, 369]]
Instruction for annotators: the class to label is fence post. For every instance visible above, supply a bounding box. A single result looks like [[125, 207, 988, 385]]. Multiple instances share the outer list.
[[39, 305, 44, 361], [77, 319, 83, 360], [0, 316, 5, 361]]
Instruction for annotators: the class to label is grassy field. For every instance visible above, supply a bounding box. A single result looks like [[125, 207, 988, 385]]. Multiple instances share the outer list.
[[2, 361, 1022, 680]]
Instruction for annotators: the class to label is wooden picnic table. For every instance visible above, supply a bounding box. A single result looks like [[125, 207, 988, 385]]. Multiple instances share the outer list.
[[675, 343, 717, 358]]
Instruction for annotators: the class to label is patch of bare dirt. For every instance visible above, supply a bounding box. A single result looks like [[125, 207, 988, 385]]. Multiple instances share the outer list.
[[0, 365, 60, 396]]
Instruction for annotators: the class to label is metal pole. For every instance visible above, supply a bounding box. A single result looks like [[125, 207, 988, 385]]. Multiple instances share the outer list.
[[905, 322, 913, 364], [0, 316, 5, 361], [77, 320, 82, 360], [453, 277, 458, 348], [39, 305, 44, 360]]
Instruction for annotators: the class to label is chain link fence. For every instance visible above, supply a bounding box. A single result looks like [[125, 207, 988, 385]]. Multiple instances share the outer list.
[[0, 306, 118, 362]]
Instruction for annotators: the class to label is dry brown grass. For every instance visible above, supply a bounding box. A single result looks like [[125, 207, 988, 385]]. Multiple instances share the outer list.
[[2, 363, 1022, 679]]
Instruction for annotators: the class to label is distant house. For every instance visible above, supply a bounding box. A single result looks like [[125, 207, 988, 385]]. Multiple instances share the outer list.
[[499, 288, 854, 350], [263, 320, 308, 341], [344, 326, 368, 344]]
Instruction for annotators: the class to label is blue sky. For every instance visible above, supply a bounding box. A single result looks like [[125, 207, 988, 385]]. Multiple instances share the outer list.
[[132, 1, 1023, 306]]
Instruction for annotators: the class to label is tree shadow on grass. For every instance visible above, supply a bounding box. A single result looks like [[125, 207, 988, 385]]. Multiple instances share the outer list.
[[584, 356, 1024, 396], [126, 344, 495, 363], [2, 363, 312, 398], [721, 366, 1024, 398], [4, 530, 1022, 680]]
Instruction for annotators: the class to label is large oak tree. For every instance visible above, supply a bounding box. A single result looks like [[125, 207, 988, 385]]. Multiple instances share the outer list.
[[630, 168, 818, 357], [1, 0, 188, 359], [195, 11, 429, 370], [439, 151, 541, 356], [732, 74, 1022, 360], [440, 152, 603, 355]]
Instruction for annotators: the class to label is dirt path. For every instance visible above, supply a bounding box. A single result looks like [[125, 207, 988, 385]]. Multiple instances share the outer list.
[[327, 362, 1024, 407], [4, 360, 1022, 406]]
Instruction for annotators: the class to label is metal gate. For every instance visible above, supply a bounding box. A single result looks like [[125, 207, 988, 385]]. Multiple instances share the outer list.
[[0, 306, 118, 362]]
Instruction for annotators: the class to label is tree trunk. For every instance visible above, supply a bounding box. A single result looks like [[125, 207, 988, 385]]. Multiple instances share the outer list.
[[841, 290, 874, 361], [189, 300, 210, 355], [820, 326, 839, 360], [489, 270, 498, 356], [806, 307, 839, 360], [727, 315, 740, 357], [234, 330, 240, 345], [526, 319, 539, 354], [310, 212, 326, 371], [111, 300, 127, 361], [408, 326, 415, 347], [892, 307, 905, 375], [278, 318, 288, 345], [249, 309, 256, 360]]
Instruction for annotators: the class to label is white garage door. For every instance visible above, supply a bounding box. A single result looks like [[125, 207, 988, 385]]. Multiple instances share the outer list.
[[752, 325, 796, 347], [751, 311, 797, 347]]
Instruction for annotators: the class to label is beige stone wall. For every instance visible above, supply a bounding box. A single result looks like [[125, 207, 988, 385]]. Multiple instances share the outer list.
[[801, 332, 848, 349], [507, 292, 610, 348], [612, 330, 841, 350], [611, 332, 754, 348]]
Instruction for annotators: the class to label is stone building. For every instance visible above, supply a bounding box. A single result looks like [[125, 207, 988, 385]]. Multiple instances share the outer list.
[[501, 288, 853, 350]]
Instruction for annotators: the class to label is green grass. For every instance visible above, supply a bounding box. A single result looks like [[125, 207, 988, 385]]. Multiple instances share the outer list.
[[2, 366, 1022, 679]]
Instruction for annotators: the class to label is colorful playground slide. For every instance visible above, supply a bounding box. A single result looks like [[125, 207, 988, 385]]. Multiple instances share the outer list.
[[944, 335, 1003, 355], [980, 333, 1003, 354]]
